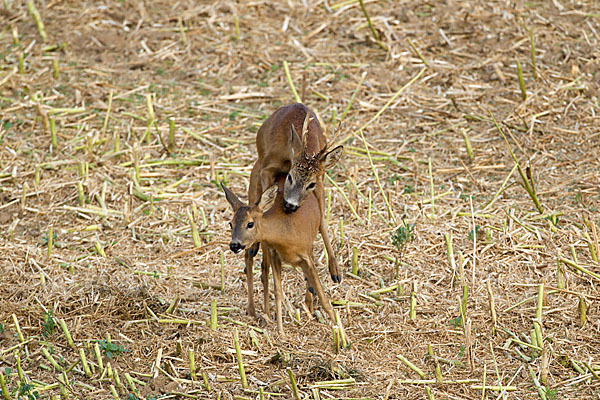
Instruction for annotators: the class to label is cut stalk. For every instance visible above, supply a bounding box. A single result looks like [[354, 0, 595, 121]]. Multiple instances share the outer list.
[[27, 0, 47, 42], [101, 90, 113, 138], [529, 29, 538, 79], [428, 157, 434, 220], [409, 282, 417, 321], [515, 60, 527, 101], [351, 246, 358, 275], [558, 257, 600, 281], [556, 260, 565, 289], [358, 0, 387, 51], [332, 327, 340, 353], [461, 285, 468, 321], [202, 370, 210, 391], [77, 182, 85, 206], [168, 117, 175, 152], [444, 233, 456, 282], [583, 231, 598, 263], [334, 310, 348, 348], [528, 366, 547, 400], [486, 281, 497, 335], [18, 52, 25, 74], [79, 348, 92, 378], [50, 117, 58, 150], [210, 299, 218, 330], [34, 165, 40, 186], [579, 296, 587, 326], [93, 342, 104, 374], [534, 284, 544, 349], [462, 129, 474, 162], [283, 61, 301, 103], [58, 319, 75, 349], [109, 385, 119, 399], [52, 58, 60, 78], [367, 187, 372, 226], [178, 17, 187, 44], [188, 349, 196, 380], [94, 241, 106, 257], [397, 354, 425, 378], [124, 373, 138, 395], [0, 369, 10, 400], [233, 329, 248, 388], [408, 39, 429, 66], [287, 368, 300, 400], [428, 344, 442, 382], [188, 208, 201, 247], [489, 111, 543, 213], [41, 347, 62, 371], [47, 226, 53, 257]]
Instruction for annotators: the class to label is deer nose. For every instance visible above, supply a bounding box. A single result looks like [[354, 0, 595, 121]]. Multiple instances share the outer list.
[[283, 201, 299, 214], [229, 241, 245, 254]]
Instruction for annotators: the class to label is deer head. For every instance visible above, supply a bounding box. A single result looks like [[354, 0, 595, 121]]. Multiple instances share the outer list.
[[221, 183, 278, 253], [283, 114, 343, 214]]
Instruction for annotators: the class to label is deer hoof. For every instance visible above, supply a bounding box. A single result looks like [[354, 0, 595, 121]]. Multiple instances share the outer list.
[[331, 274, 342, 284], [247, 306, 256, 318]]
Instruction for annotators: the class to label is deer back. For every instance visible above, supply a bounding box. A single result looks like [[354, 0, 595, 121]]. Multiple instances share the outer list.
[[256, 103, 326, 172]]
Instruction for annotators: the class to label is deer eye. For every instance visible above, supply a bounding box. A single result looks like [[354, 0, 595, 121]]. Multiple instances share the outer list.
[[307, 182, 316, 190], [246, 222, 254, 229]]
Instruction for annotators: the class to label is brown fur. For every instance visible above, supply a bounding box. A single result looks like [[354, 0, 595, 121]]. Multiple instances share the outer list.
[[222, 177, 335, 334], [251, 103, 343, 284]]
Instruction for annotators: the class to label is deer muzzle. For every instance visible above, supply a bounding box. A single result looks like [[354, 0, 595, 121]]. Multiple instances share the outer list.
[[283, 200, 299, 214], [229, 241, 245, 254]]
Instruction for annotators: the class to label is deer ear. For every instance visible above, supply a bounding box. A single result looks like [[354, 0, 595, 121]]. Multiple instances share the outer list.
[[290, 124, 301, 145], [221, 183, 244, 211], [258, 184, 278, 212], [320, 145, 343, 170]]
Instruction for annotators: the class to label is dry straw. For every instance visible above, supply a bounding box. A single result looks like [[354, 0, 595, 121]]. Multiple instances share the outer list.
[[0, 1, 599, 399]]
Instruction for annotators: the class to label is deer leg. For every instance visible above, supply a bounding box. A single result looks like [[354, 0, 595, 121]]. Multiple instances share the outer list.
[[269, 249, 284, 335], [315, 181, 341, 283], [244, 249, 256, 318], [299, 256, 335, 323], [247, 163, 262, 259], [260, 245, 271, 316], [304, 278, 315, 313]]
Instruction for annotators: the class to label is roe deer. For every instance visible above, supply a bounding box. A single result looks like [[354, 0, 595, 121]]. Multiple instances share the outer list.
[[222, 177, 335, 334], [250, 103, 343, 283]]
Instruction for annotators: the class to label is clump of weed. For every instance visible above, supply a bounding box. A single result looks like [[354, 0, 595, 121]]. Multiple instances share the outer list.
[[97, 339, 129, 359], [42, 311, 56, 338]]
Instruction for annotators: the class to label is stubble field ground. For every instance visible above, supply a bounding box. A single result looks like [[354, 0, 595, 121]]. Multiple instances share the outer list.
[[1, 1, 600, 399]]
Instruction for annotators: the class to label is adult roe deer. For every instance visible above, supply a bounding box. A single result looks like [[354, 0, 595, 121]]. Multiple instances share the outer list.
[[222, 177, 336, 334], [250, 103, 343, 283]]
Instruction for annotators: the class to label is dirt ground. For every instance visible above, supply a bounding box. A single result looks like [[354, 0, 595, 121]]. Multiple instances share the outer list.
[[1, 0, 600, 399]]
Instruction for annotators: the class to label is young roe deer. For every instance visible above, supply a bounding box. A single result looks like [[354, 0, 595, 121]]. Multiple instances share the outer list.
[[222, 177, 335, 334], [250, 103, 343, 283]]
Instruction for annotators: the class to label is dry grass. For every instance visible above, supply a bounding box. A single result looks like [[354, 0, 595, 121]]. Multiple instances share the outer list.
[[1, 0, 600, 399]]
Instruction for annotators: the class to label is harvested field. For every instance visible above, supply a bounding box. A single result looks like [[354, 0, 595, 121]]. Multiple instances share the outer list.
[[1, 0, 600, 399]]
